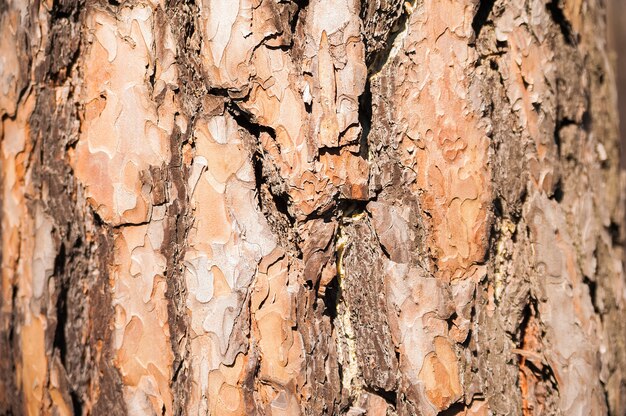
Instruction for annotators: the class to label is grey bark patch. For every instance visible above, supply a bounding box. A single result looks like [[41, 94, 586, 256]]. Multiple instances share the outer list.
[[338, 216, 399, 394]]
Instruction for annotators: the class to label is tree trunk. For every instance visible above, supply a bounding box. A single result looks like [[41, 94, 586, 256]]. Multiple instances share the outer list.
[[1, 0, 625, 414], [608, 0, 626, 167]]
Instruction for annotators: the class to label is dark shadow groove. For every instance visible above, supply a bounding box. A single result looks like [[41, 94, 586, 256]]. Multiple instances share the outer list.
[[472, 0, 496, 40], [547, 0, 577, 45]]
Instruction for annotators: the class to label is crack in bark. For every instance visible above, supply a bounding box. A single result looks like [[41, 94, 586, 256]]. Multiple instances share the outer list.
[[546, 0, 577, 46], [365, 0, 415, 76], [472, 0, 496, 41], [52, 243, 69, 366], [516, 300, 560, 415]]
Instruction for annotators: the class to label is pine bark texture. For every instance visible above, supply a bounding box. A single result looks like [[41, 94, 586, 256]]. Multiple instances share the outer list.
[[0, 0, 625, 415]]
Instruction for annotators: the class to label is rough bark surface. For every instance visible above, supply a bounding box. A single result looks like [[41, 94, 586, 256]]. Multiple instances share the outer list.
[[0, 0, 625, 415]]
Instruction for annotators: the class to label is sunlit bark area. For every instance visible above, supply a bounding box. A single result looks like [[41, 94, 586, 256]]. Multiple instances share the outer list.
[[1, 0, 625, 415]]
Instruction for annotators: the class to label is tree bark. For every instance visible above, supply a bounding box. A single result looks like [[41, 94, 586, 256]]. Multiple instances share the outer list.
[[0, 0, 625, 415]]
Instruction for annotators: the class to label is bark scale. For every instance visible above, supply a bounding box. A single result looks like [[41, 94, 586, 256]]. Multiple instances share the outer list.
[[0, 0, 625, 415]]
